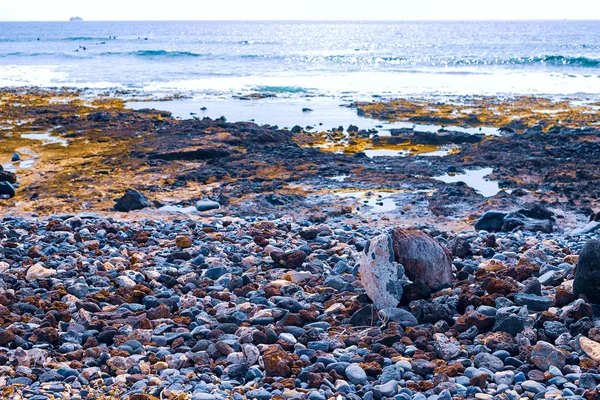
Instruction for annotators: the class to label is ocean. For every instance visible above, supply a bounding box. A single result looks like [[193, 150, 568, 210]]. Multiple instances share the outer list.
[[1, 20, 600, 126]]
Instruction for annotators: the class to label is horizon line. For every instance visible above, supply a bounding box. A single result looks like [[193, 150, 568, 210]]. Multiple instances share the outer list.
[[1, 18, 600, 22]]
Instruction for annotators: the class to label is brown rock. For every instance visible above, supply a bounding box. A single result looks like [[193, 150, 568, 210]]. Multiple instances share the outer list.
[[175, 235, 193, 248], [0, 328, 16, 345], [482, 276, 520, 296], [555, 287, 576, 307], [391, 228, 453, 291], [484, 331, 515, 351], [531, 341, 566, 371], [263, 344, 291, 377], [580, 337, 600, 363], [454, 311, 495, 332], [147, 304, 170, 320]]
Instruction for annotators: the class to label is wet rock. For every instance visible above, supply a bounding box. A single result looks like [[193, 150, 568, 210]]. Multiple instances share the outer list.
[[196, 199, 220, 212], [474, 211, 507, 232], [502, 211, 554, 233], [114, 189, 150, 212], [0, 181, 15, 198], [574, 239, 600, 302], [0, 170, 17, 184]]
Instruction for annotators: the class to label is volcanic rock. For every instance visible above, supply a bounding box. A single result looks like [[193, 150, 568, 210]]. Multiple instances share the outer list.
[[114, 189, 150, 212], [390, 228, 453, 291], [574, 239, 600, 302], [359, 233, 409, 309]]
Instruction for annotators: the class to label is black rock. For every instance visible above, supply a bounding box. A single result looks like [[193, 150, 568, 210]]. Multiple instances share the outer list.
[[574, 239, 600, 303], [0, 182, 15, 198], [474, 211, 507, 232], [196, 199, 220, 212], [0, 170, 17, 183], [502, 212, 553, 233], [350, 305, 376, 327], [493, 314, 525, 336], [11, 153, 20, 162], [114, 189, 150, 212], [400, 281, 431, 304], [448, 237, 472, 258]]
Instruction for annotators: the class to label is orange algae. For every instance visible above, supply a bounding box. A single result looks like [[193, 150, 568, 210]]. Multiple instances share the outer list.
[[352, 96, 600, 132]]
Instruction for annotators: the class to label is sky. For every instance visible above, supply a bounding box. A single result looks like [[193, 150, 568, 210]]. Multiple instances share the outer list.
[[0, 0, 599, 21]]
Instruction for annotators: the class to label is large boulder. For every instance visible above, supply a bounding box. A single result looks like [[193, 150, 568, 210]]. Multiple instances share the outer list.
[[390, 228, 453, 292], [114, 189, 150, 212], [359, 233, 409, 309], [574, 239, 600, 302], [359, 229, 453, 309]]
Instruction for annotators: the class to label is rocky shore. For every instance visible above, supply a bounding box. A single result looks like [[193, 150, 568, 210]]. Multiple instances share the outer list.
[[1, 88, 600, 400], [1, 211, 600, 400]]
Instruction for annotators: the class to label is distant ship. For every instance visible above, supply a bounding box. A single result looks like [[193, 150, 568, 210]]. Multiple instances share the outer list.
[[69, 16, 83, 22]]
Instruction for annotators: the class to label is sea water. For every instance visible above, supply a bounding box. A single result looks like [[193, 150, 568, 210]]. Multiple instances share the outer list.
[[1, 20, 600, 126]]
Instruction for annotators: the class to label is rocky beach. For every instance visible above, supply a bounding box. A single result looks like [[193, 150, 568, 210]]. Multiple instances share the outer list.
[[1, 87, 600, 400]]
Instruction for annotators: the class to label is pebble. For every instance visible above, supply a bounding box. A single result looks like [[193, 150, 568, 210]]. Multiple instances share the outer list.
[[0, 215, 596, 399]]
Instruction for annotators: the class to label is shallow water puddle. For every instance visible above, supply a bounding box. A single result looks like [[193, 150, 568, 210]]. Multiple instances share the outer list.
[[433, 167, 504, 197], [334, 190, 397, 212], [157, 205, 197, 213], [364, 144, 458, 158], [21, 132, 69, 146], [126, 97, 502, 136], [328, 175, 349, 182]]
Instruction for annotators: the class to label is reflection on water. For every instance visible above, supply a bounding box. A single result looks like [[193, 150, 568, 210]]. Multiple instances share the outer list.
[[334, 190, 397, 212], [364, 145, 458, 158], [126, 97, 501, 136], [157, 205, 197, 213], [433, 167, 504, 197], [328, 175, 349, 182], [21, 132, 69, 147]]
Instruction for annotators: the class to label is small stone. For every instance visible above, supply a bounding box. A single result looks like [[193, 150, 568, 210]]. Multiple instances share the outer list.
[[531, 341, 566, 371], [473, 352, 504, 373], [378, 308, 418, 327], [345, 364, 367, 385], [513, 293, 553, 311], [26, 263, 56, 281], [579, 336, 600, 363], [433, 333, 462, 360], [494, 371, 514, 386], [520, 380, 545, 394], [196, 199, 220, 212], [376, 380, 398, 397], [175, 235, 193, 248]]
